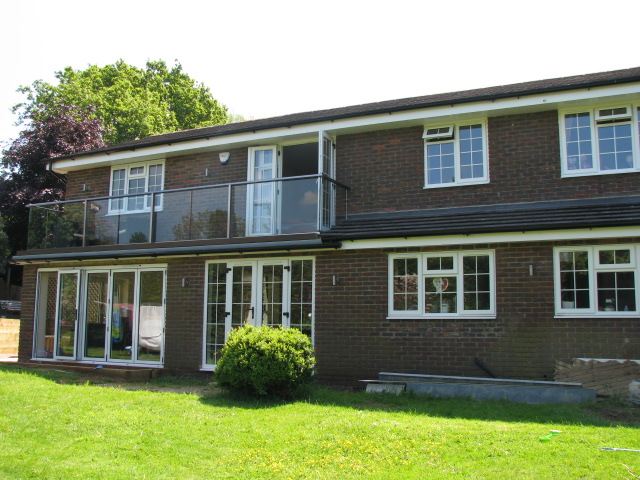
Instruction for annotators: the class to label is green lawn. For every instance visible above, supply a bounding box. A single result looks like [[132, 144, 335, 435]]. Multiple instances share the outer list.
[[0, 365, 638, 479]]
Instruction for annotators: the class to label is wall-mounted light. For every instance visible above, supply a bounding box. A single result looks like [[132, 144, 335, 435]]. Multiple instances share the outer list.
[[529, 264, 534, 277], [332, 274, 338, 286], [219, 152, 230, 164], [81, 183, 90, 192], [181, 277, 190, 288]]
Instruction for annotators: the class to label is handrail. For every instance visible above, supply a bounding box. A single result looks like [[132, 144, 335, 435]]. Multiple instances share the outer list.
[[27, 174, 349, 208]]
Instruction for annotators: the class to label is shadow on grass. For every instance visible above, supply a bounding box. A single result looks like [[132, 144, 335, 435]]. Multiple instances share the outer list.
[[3, 364, 638, 428], [198, 382, 640, 428]]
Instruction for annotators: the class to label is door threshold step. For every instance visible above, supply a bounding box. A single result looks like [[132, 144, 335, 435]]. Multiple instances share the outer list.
[[19, 361, 162, 381]]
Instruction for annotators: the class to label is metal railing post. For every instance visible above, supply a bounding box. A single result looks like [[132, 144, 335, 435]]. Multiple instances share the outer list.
[[82, 200, 88, 247], [226, 184, 232, 238], [149, 192, 155, 243]]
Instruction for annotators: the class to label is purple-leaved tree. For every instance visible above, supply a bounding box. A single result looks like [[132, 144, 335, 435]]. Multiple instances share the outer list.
[[0, 104, 105, 255]]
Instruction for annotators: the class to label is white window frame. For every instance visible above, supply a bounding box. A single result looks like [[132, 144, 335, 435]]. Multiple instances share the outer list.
[[108, 159, 165, 214], [388, 250, 496, 319], [554, 245, 640, 317], [559, 105, 640, 178], [423, 119, 489, 189]]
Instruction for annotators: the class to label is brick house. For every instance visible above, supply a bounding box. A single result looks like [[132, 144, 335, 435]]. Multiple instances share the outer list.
[[14, 67, 640, 382]]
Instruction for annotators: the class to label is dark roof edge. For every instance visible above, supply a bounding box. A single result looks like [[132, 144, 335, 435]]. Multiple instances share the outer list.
[[344, 195, 640, 222], [323, 219, 640, 242], [13, 238, 338, 263], [54, 66, 640, 161]]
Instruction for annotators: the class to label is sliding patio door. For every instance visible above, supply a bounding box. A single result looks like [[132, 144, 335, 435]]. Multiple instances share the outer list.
[[55, 271, 79, 358]]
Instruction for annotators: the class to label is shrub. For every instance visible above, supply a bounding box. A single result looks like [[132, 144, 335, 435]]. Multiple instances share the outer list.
[[215, 325, 315, 397]]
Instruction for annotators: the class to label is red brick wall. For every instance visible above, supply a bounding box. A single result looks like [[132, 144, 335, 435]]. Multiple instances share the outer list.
[[64, 148, 248, 200], [66, 167, 111, 200], [313, 240, 640, 382], [19, 240, 640, 381], [336, 110, 640, 214]]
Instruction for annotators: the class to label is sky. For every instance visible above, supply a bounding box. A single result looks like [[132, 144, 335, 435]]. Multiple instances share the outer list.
[[1, 0, 639, 148]]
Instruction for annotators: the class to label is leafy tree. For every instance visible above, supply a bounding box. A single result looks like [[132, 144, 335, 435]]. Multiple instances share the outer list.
[[15, 60, 229, 145], [0, 217, 10, 276], [0, 104, 106, 253]]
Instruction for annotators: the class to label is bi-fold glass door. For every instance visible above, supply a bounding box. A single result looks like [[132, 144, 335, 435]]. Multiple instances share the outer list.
[[50, 267, 166, 364], [54, 271, 80, 359]]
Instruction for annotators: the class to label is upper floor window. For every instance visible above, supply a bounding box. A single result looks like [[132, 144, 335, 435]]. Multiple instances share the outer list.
[[388, 250, 496, 318], [109, 160, 164, 213], [560, 106, 640, 177], [554, 245, 639, 317], [423, 121, 488, 188]]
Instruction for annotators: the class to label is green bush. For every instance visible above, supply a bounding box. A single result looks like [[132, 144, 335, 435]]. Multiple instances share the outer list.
[[215, 325, 315, 397]]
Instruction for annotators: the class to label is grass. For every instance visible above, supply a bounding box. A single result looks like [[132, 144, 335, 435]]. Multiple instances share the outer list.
[[0, 364, 638, 479]]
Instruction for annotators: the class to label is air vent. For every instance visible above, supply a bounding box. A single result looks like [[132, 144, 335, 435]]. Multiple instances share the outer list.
[[423, 126, 454, 141], [595, 106, 631, 123]]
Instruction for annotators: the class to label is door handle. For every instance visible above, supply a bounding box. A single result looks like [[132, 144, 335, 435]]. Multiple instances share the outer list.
[[283, 312, 290, 318], [225, 311, 230, 317], [250, 307, 255, 319]]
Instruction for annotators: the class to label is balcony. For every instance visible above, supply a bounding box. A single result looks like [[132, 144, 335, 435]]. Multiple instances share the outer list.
[[25, 174, 348, 253]]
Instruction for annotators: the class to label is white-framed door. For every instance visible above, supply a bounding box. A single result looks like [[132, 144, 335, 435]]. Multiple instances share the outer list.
[[108, 269, 138, 362], [54, 270, 80, 359], [247, 146, 281, 236], [319, 132, 336, 229], [81, 269, 110, 361], [256, 260, 289, 328], [225, 261, 257, 337]]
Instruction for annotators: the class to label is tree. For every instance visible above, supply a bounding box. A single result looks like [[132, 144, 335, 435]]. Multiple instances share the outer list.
[[14, 60, 229, 145], [0, 104, 106, 253], [0, 217, 10, 277]]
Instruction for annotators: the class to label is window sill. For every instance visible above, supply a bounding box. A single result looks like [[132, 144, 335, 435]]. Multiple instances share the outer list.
[[30, 357, 164, 367], [423, 178, 489, 190], [555, 313, 640, 319], [561, 168, 640, 179], [387, 315, 496, 321]]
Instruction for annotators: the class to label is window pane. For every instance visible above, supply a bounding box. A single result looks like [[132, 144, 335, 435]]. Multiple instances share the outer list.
[[564, 113, 593, 170], [559, 250, 590, 310], [290, 260, 314, 337], [425, 276, 457, 314], [598, 123, 633, 170], [137, 271, 164, 362], [597, 271, 636, 312], [462, 255, 491, 311], [426, 142, 455, 185], [458, 124, 484, 179], [392, 258, 418, 311]]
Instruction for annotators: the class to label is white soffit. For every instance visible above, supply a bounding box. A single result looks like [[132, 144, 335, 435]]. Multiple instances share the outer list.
[[53, 82, 640, 173]]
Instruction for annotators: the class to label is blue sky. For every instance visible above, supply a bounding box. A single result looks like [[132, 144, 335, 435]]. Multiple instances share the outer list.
[[1, 0, 638, 148]]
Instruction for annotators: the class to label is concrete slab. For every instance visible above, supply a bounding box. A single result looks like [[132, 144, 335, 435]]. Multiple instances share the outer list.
[[376, 372, 597, 404]]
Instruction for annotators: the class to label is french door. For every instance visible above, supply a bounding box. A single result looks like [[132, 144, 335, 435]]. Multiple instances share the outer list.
[[204, 259, 300, 366], [247, 146, 281, 235], [225, 260, 289, 332]]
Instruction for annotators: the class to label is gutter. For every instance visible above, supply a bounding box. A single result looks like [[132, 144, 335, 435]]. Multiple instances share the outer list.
[[13, 238, 338, 263]]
